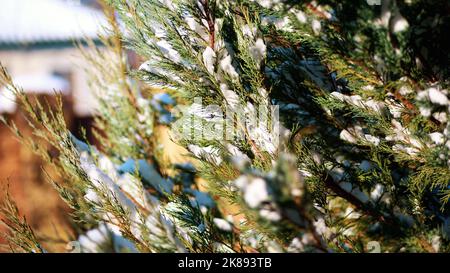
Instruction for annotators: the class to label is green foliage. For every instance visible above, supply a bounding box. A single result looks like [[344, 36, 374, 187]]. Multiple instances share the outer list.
[[1, 0, 449, 253]]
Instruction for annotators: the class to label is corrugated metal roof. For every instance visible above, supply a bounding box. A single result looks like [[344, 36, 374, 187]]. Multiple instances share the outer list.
[[0, 0, 107, 47]]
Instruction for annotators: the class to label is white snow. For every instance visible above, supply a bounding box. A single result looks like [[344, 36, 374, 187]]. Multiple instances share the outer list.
[[79, 152, 138, 217], [287, 237, 304, 252], [78, 223, 137, 253], [139, 59, 183, 85], [7, 74, 69, 94], [244, 178, 270, 208], [0, 74, 69, 113], [213, 218, 233, 232], [433, 112, 448, 123], [417, 87, 449, 106], [398, 86, 413, 95], [365, 134, 381, 146], [78, 224, 110, 253], [241, 25, 256, 39], [391, 14, 409, 33], [259, 208, 282, 221], [313, 218, 328, 237], [432, 236, 441, 252], [365, 100, 386, 114], [226, 143, 250, 163], [362, 85, 375, 91], [202, 46, 216, 74], [219, 55, 239, 80], [419, 106, 432, 117], [256, 0, 281, 8], [294, 10, 307, 23], [246, 124, 278, 154], [0, 86, 16, 114], [116, 173, 149, 208], [370, 184, 384, 200], [340, 129, 358, 144], [187, 144, 223, 165], [184, 16, 209, 41], [144, 211, 169, 238], [220, 84, 240, 110], [428, 88, 449, 106], [265, 240, 284, 253], [262, 16, 291, 31], [0, 0, 107, 44], [234, 175, 250, 190], [158, 0, 176, 11], [429, 132, 445, 145], [344, 207, 362, 219], [244, 102, 279, 154], [156, 40, 182, 64], [330, 92, 345, 101], [311, 19, 322, 35], [249, 38, 267, 65]]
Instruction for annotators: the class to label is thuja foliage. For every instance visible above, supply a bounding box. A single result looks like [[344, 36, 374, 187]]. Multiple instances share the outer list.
[[1, 0, 449, 253]]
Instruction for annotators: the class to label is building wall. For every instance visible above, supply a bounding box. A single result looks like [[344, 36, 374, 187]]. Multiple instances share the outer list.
[[0, 94, 77, 252], [0, 48, 98, 251], [0, 47, 97, 117]]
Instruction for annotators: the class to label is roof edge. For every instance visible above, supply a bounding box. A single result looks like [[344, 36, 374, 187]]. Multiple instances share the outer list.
[[0, 39, 103, 51]]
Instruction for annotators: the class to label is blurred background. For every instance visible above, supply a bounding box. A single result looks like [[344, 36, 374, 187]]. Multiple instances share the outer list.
[[0, 0, 106, 251]]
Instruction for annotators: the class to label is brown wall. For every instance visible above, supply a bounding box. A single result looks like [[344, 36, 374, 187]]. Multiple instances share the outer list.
[[0, 94, 78, 252]]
